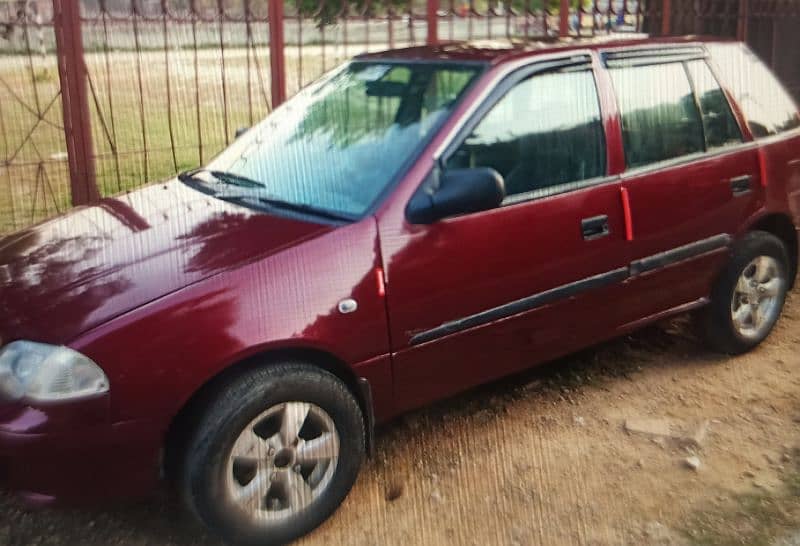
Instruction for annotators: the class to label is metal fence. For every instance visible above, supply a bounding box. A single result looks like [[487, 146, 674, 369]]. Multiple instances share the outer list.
[[0, 0, 797, 234]]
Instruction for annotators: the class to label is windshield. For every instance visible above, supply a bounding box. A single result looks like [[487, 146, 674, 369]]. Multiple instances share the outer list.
[[202, 61, 482, 219]]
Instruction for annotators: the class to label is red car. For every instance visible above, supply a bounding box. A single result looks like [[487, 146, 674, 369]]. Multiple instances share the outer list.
[[1, 36, 799, 545]]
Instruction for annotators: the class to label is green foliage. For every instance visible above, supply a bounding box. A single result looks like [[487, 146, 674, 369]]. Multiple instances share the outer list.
[[680, 460, 800, 546], [510, 0, 592, 11]]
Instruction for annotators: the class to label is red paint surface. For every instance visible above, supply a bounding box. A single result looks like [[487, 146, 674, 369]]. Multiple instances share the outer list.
[[52, 0, 99, 205], [1, 37, 799, 506], [559, 0, 570, 37], [268, 0, 287, 107], [426, 0, 439, 45], [376, 267, 386, 297], [592, 50, 626, 175], [661, 0, 672, 35], [620, 186, 633, 241]]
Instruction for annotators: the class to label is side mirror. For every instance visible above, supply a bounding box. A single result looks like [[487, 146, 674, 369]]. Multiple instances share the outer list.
[[406, 167, 506, 224]]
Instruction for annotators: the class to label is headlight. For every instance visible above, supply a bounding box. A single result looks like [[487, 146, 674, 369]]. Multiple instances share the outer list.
[[0, 341, 109, 403]]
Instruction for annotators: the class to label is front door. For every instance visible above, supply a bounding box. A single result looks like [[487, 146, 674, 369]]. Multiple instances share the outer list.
[[378, 59, 632, 412]]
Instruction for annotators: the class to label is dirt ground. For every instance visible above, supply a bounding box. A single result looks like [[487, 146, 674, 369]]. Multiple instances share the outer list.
[[3, 290, 800, 546]]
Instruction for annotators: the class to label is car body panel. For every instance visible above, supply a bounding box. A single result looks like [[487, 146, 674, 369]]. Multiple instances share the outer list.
[[619, 146, 764, 318], [0, 180, 332, 345], [0, 400, 162, 504], [67, 216, 391, 423], [378, 173, 631, 411], [760, 131, 800, 226]]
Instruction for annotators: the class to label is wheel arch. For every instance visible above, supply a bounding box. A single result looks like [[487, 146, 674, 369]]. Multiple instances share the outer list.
[[162, 346, 375, 485], [746, 212, 798, 287]]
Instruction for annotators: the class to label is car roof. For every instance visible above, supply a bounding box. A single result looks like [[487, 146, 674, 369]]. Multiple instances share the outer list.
[[355, 34, 738, 65]]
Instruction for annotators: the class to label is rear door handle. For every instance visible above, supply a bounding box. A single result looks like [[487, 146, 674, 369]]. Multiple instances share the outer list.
[[730, 175, 753, 196], [581, 215, 610, 240]]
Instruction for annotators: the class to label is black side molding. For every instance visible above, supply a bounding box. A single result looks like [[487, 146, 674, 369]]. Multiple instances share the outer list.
[[629, 234, 732, 276], [409, 267, 629, 346], [408, 233, 733, 347]]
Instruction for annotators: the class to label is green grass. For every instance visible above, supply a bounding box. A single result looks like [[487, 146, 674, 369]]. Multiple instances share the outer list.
[[681, 457, 800, 546], [0, 47, 339, 234]]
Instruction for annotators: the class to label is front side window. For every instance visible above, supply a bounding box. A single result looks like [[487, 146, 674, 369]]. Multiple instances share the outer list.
[[684, 59, 743, 149], [447, 69, 606, 200], [203, 61, 481, 218], [610, 62, 704, 169], [707, 43, 800, 138]]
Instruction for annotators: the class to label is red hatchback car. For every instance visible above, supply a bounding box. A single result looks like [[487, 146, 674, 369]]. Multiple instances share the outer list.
[[1, 36, 799, 545]]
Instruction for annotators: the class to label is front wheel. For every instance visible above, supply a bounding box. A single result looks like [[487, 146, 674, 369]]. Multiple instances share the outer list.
[[182, 362, 365, 546], [702, 230, 790, 354]]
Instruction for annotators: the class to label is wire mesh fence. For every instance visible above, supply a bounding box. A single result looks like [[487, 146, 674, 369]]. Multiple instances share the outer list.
[[0, 0, 798, 234]]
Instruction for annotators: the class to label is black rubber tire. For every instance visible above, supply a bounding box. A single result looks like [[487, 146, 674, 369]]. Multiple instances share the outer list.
[[181, 362, 365, 546], [702, 230, 790, 355]]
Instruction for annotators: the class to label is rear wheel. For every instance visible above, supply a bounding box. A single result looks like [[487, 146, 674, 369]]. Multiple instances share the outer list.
[[182, 362, 365, 546], [703, 231, 790, 354]]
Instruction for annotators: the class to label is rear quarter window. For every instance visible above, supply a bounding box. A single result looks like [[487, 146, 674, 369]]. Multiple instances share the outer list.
[[707, 42, 800, 138], [684, 59, 743, 149]]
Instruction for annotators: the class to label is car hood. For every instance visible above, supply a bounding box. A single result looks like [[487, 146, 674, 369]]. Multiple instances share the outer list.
[[0, 180, 332, 345]]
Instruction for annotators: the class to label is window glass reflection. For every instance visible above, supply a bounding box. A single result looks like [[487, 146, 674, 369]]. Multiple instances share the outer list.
[[448, 70, 606, 200], [684, 59, 743, 149], [208, 62, 480, 217], [707, 43, 800, 138], [610, 62, 704, 168]]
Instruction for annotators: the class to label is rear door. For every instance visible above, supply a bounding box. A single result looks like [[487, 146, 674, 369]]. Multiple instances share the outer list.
[[601, 47, 762, 322]]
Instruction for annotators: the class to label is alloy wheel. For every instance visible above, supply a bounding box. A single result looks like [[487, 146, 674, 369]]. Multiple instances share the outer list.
[[730, 255, 785, 340], [225, 402, 340, 523]]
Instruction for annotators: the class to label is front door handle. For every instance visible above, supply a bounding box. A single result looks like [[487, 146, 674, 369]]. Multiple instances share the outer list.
[[581, 215, 610, 240], [730, 174, 753, 196]]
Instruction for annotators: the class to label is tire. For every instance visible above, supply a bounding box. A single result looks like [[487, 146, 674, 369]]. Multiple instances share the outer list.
[[702, 230, 790, 355], [181, 362, 365, 546]]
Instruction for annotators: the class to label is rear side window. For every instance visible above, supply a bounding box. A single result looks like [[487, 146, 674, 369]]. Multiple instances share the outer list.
[[447, 69, 606, 201], [609, 63, 705, 168], [707, 43, 800, 138], [684, 60, 743, 149]]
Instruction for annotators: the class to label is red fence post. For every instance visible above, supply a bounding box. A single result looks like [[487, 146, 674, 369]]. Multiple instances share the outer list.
[[52, 0, 99, 205], [268, 0, 287, 108], [559, 0, 570, 37], [737, 0, 749, 40], [661, 0, 672, 35], [427, 0, 439, 45]]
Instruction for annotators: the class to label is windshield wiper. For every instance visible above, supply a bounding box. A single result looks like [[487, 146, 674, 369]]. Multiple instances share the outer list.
[[178, 168, 218, 195], [207, 170, 266, 189], [257, 197, 356, 223], [177, 167, 202, 183], [216, 195, 354, 223], [215, 194, 356, 222], [182, 169, 354, 223], [178, 168, 266, 190]]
